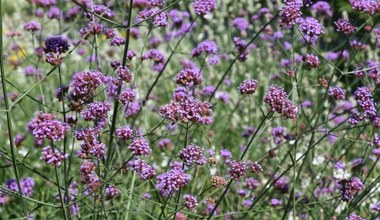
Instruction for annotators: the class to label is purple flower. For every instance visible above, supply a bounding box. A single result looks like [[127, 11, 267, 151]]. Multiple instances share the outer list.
[[335, 19, 357, 35], [105, 185, 120, 200], [311, 1, 333, 17], [116, 126, 134, 140], [128, 138, 152, 156], [138, 8, 168, 26], [329, 86, 346, 100], [274, 177, 289, 193], [354, 87, 377, 118], [302, 54, 320, 68], [349, 0, 380, 14], [264, 85, 298, 119], [183, 194, 198, 210], [246, 177, 260, 189], [233, 37, 249, 61], [29, 112, 70, 142], [238, 79, 258, 94], [279, 3, 302, 27], [81, 101, 111, 121], [177, 144, 207, 166], [110, 36, 125, 46], [156, 169, 191, 196], [193, 0, 217, 16], [337, 176, 364, 202], [191, 40, 218, 57], [41, 146, 68, 167], [44, 35, 70, 54], [346, 213, 364, 220], [23, 21, 41, 32], [272, 126, 286, 145], [116, 65, 133, 82], [228, 160, 247, 180], [119, 88, 136, 104], [174, 68, 203, 87], [129, 159, 156, 180], [270, 198, 282, 207], [298, 17, 324, 40], [69, 70, 104, 104], [47, 6, 61, 19], [231, 17, 249, 31]]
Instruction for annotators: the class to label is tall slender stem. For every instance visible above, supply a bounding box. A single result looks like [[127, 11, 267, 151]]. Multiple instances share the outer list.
[[0, 0, 28, 215]]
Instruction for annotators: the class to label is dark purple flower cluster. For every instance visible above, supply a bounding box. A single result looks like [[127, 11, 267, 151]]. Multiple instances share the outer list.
[[128, 159, 156, 180], [84, 5, 114, 19], [116, 65, 133, 82], [183, 194, 198, 210], [354, 87, 377, 118], [174, 68, 203, 87], [329, 86, 346, 101], [177, 144, 207, 166], [238, 79, 258, 94], [335, 19, 357, 35], [191, 40, 218, 57], [156, 168, 191, 196], [337, 176, 364, 201], [41, 146, 68, 167], [128, 138, 152, 156], [44, 35, 70, 54], [264, 85, 298, 119], [193, 0, 217, 16], [69, 70, 104, 105], [159, 97, 213, 124], [81, 101, 111, 121], [246, 177, 260, 189], [28, 112, 70, 142], [228, 160, 247, 180]]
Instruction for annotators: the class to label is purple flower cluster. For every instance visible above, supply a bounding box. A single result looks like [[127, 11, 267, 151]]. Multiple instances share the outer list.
[[272, 126, 286, 145], [138, 8, 168, 27], [337, 177, 364, 201], [349, 0, 380, 14], [191, 40, 218, 57], [119, 88, 136, 105], [238, 79, 258, 94], [193, 0, 217, 16], [81, 101, 111, 121], [159, 97, 213, 124], [44, 35, 70, 54], [156, 168, 191, 196], [41, 146, 68, 167], [264, 85, 298, 119], [177, 144, 207, 166], [329, 86, 346, 101], [174, 68, 203, 87], [116, 65, 133, 82], [298, 17, 324, 40], [354, 87, 377, 118], [233, 37, 249, 62], [23, 21, 41, 32], [80, 161, 101, 192], [302, 54, 320, 68], [105, 185, 120, 200], [28, 112, 70, 142], [142, 49, 166, 72], [116, 126, 134, 140], [6, 177, 35, 197], [128, 159, 156, 180], [228, 160, 247, 180], [69, 70, 104, 105], [75, 127, 105, 158], [311, 1, 333, 17], [183, 194, 198, 210], [279, 2, 302, 27], [335, 19, 357, 35], [128, 138, 152, 156]]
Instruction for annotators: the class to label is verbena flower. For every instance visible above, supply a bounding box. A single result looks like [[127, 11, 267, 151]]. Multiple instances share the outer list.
[[44, 35, 70, 54], [264, 85, 298, 119], [41, 146, 68, 167], [183, 194, 198, 210], [156, 169, 191, 196], [228, 160, 247, 180], [337, 176, 364, 202], [193, 0, 217, 16], [329, 86, 346, 100], [238, 79, 258, 94], [128, 138, 152, 156], [177, 144, 207, 166], [335, 18, 357, 35], [128, 159, 156, 180]]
